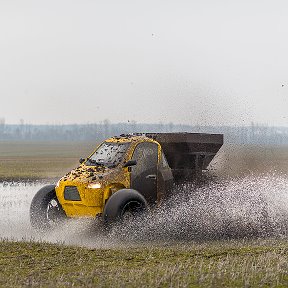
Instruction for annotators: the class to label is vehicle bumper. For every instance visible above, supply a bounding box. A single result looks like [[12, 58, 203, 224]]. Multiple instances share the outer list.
[[55, 181, 104, 218]]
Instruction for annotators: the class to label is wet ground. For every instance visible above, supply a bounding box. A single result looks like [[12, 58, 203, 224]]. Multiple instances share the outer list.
[[1, 173, 288, 248]]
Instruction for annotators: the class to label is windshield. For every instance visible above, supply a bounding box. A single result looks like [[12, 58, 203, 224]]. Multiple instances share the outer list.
[[86, 142, 130, 168]]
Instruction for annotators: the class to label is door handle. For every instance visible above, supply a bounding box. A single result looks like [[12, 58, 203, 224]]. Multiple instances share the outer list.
[[146, 174, 157, 180]]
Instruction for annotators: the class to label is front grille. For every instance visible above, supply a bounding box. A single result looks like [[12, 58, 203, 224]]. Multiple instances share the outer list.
[[64, 186, 81, 201]]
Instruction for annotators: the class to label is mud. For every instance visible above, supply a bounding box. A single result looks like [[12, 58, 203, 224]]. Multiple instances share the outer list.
[[0, 172, 288, 248]]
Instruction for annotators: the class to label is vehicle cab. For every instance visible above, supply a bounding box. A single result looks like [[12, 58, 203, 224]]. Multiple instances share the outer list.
[[55, 134, 173, 218]]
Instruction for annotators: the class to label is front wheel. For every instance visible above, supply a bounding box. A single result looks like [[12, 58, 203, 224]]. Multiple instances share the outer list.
[[103, 189, 147, 226], [30, 185, 66, 232]]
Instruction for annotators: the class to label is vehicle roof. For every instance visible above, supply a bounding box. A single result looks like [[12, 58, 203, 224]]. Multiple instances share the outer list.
[[105, 134, 155, 144]]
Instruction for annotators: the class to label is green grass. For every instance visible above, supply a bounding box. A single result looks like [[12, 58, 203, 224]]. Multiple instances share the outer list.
[[0, 240, 287, 287], [0, 141, 96, 181]]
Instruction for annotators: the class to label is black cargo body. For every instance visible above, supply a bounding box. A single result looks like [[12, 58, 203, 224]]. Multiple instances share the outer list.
[[145, 133, 223, 182]]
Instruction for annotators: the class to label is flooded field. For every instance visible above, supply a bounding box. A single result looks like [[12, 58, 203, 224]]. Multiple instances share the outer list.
[[0, 141, 288, 247], [0, 182, 39, 239], [0, 144, 288, 287], [1, 172, 288, 248]]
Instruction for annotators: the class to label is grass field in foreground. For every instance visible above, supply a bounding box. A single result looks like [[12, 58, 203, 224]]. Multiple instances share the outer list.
[[0, 240, 287, 287]]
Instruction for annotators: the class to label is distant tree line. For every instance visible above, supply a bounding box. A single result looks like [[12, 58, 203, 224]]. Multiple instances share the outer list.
[[0, 120, 288, 145]]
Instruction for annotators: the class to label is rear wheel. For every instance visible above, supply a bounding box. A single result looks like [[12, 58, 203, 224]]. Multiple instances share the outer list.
[[30, 185, 66, 231]]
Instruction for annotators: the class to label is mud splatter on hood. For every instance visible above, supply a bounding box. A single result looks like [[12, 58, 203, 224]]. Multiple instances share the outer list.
[[60, 164, 110, 183]]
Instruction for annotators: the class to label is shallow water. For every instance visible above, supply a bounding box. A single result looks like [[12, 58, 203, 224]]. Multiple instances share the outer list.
[[0, 173, 288, 248], [0, 182, 38, 239], [0, 182, 106, 246]]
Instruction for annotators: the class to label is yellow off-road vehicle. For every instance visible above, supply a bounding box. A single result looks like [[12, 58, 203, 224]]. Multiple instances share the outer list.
[[30, 133, 223, 231]]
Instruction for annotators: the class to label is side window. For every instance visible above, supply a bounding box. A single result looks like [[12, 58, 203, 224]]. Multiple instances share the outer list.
[[132, 142, 158, 174]]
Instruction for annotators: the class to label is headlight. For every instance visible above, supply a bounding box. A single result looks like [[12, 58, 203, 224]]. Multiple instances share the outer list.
[[88, 182, 102, 189]]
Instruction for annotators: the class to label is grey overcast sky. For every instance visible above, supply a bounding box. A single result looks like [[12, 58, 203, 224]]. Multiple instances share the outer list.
[[0, 0, 287, 126]]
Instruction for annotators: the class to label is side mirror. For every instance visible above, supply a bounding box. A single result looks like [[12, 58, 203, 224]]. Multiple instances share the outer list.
[[123, 160, 137, 168], [79, 158, 85, 164]]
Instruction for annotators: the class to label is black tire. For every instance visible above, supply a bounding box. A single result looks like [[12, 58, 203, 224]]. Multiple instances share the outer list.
[[30, 185, 66, 231], [103, 189, 147, 226]]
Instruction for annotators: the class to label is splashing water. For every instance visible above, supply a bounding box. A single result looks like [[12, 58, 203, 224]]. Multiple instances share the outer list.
[[0, 173, 287, 247], [112, 173, 288, 242]]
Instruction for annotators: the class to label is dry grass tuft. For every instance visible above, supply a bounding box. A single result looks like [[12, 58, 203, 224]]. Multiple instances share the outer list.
[[0, 240, 287, 287]]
